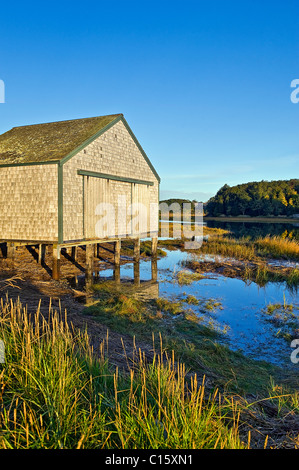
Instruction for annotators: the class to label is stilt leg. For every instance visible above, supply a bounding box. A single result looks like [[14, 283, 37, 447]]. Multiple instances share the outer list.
[[114, 239, 121, 265], [52, 244, 61, 280], [85, 244, 94, 281], [133, 238, 140, 263], [71, 246, 77, 261], [6, 242, 16, 260], [134, 261, 140, 286]]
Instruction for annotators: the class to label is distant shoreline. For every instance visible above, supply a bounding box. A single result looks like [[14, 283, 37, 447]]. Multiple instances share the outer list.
[[203, 216, 299, 224]]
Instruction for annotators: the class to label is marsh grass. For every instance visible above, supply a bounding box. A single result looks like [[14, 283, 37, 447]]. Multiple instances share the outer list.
[[262, 300, 299, 341], [159, 228, 299, 264], [267, 378, 299, 416], [0, 297, 249, 449], [183, 295, 199, 305], [255, 236, 299, 260], [199, 237, 256, 261], [185, 258, 299, 288], [84, 284, 282, 395], [121, 240, 167, 258], [176, 270, 204, 285]]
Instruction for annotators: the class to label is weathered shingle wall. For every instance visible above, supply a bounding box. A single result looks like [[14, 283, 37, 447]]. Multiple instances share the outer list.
[[63, 120, 159, 241], [0, 164, 58, 241]]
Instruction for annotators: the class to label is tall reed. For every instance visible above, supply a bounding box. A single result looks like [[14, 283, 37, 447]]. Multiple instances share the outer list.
[[0, 297, 247, 449]]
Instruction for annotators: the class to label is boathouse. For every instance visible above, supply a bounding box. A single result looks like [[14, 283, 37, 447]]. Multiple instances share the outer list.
[[0, 113, 160, 279]]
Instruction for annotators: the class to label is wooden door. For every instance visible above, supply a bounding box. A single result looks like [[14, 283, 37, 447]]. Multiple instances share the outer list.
[[84, 176, 132, 239], [131, 183, 151, 236]]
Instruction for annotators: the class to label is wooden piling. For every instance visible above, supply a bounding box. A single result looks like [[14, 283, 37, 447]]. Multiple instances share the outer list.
[[71, 246, 77, 261], [134, 261, 140, 286], [114, 239, 121, 265], [85, 244, 94, 280], [133, 238, 140, 262], [6, 242, 16, 260], [52, 244, 61, 280]]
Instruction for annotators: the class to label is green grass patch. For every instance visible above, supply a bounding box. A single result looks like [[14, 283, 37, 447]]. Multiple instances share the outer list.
[[262, 300, 299, 341], [176, 270, 205, 285], [0, 298, 251, 449], [84, 283, 283, 395], [1, 296, 298, 448]]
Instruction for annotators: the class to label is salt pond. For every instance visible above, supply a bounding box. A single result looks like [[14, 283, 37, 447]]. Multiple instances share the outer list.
[[89, 245, 298, 370]]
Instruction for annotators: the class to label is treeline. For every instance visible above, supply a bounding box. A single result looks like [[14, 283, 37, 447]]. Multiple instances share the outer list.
[[205, 179, 299, 217], [159, 199, 199, 213], [160, 198, 198, 208]]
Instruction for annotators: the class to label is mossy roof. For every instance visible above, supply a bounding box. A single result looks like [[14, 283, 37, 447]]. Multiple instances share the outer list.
[[0, 114, 123, 165]]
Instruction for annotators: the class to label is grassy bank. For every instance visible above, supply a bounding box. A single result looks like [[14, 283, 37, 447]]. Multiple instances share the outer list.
[[83, 283, 299, 448], [0, 297, 249, 449], [1, 227, 299, 448], [85, 281, 279, 394], [0, 294, 298, 448]]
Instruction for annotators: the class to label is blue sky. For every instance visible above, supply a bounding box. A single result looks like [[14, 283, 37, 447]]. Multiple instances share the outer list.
[[0, 0, 298, 201]]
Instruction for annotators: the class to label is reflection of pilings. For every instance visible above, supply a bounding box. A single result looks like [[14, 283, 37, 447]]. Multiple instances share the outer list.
[[152, 237, 158, 257], [134, 261, 140, 286], [114, 264, 121, 283], [85, 244, 95, 306], [151, 258, 158, 282]]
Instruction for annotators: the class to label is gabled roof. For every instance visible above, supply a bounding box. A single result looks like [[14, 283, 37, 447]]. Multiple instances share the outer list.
[[0, 113, 160, 182], [0, 114, 122, 165]]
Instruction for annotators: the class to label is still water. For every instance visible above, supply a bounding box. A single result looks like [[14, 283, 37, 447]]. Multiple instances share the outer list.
[[205, 219, 299, 240], [78, 221, 299, 370]]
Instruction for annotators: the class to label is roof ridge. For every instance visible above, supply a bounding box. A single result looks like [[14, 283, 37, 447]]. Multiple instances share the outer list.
[[11, 113, 123, 130]]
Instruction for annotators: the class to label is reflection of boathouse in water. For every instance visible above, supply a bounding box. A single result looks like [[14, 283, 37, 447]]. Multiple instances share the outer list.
[[83, 257, 159, 305]]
